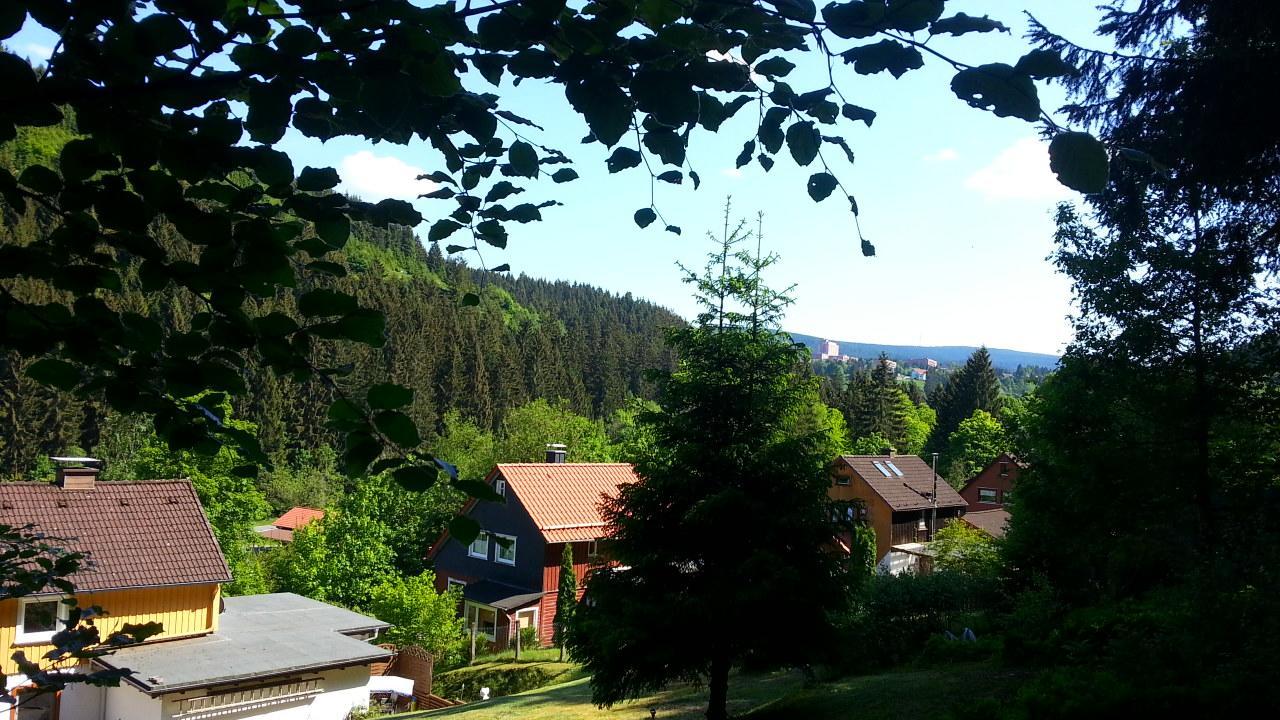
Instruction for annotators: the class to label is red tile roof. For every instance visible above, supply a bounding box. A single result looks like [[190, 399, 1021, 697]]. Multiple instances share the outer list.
[[838, 455, 968, 511], [496, 463, 637, 543], [962, 508, 1010, 539], [0, 480, 231, 592], [256, 527, 294, 543], [273, 506, 325, 531]]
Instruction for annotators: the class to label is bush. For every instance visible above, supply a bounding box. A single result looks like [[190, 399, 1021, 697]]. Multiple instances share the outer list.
[[519, 625, 540, 649], [433, 665, 556, 701]]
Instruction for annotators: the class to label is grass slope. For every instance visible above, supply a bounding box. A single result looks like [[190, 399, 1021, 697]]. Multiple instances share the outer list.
[[401, 663, 1021, 720]]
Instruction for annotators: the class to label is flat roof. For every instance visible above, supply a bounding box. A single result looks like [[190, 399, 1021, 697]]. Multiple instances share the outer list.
[[97, 593, 391, 695]]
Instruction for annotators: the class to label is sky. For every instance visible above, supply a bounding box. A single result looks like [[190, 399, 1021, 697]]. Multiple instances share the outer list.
[[11, 2, 1108, 356]]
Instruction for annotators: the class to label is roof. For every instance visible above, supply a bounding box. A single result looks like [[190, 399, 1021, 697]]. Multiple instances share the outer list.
[[96, 593, 391, 695], [461, 580, 544, 611], [273, 506, 325, 531], [496, 463, 636, 543], [959, 452, 1028, 495], [0, 480, 231, 593], [256, 527, 294, 543], [962, 508, 1010, 539], [837, 455, 967, 511]]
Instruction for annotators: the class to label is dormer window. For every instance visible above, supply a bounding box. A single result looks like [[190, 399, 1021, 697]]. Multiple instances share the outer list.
[[16, 597, 67, 644], [978, 488, 999, 503], [999, 462, 1009, 477], [495, 478, 506, 497]]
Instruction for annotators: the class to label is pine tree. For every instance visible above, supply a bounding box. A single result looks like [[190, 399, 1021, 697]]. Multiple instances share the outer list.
[[553, 543, 577, 661], [927, 347, 1003, 455]]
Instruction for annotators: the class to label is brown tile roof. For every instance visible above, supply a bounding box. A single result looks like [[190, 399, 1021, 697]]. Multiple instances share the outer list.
[[838, 455, 967, 511], [273, 506, 325, 530], [0, 480, 231, 592], [496, 463, 637, 543], [962, 508, 1010, 539], [256, 527, 294, 543]]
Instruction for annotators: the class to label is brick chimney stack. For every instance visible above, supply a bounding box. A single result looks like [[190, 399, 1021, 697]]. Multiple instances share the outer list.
[[52, 457, 101, 490]]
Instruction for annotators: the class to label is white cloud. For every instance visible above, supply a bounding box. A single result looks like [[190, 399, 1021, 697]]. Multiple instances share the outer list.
[[963, 137, 1071, 202], [923, 148, 959, 162], [26, 44, 54, 61], [721, 167, 743, 178], [338, 150, 437, 202]]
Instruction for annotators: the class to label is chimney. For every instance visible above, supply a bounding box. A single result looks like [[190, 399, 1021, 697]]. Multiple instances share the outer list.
[[544, 443, 567, 464], [881, 447, 897, 458], [53, 457, 101, 490]]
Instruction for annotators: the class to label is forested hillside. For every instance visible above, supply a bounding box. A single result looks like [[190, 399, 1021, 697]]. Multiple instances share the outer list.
[[0, 120, 679, 477]]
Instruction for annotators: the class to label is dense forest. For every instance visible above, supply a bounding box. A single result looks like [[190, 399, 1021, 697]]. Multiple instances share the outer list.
[[0, 116, 679, 477]]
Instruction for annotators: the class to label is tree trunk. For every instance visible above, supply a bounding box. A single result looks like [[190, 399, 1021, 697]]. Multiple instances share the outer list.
[[706, 654, 730, 720]]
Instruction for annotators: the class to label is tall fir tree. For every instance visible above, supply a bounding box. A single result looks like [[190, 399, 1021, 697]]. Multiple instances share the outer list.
[[927, 347, 1003, 456], [553, 543, 577, 661]]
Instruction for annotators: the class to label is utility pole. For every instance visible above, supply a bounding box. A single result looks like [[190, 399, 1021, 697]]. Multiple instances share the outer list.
[[930, 452, 939, 540]]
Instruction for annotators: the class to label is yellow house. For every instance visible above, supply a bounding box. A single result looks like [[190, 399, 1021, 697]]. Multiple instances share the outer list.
[[1, 460, 393, 720]]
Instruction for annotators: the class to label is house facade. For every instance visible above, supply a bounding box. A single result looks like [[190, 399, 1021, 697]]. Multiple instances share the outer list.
[[428, 458, 636, 647], [829, 453, 968, 563], [959, 452, 1023, 509], [1, 461, 393, 720]]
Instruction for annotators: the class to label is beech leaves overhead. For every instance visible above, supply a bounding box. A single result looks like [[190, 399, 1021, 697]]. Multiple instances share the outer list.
[[0, 0, 1108, 496]]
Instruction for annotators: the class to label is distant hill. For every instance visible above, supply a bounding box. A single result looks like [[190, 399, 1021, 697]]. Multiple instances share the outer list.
[[787, 332, 1059, 371]]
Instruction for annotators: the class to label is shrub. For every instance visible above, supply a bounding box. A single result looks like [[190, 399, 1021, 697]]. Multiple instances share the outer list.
[[433, 665, 556, 701], [519, 625, 540, 650]]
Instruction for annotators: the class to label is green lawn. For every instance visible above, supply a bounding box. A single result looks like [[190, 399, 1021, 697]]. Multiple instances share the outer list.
[[397, 663, 1021, 720]]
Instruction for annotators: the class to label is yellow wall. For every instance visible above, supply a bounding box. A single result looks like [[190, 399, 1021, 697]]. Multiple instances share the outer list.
[[0, 583, 220, 676]]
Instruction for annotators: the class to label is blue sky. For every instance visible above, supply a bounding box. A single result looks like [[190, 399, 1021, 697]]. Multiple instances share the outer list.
[[12, 2, 1106, 355]]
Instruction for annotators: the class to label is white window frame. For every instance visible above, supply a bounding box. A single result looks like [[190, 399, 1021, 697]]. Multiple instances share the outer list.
[[493, 533, 517, 566], [835, 473, 850, 486], [515, 606, 539, 633], [468, 531, 489, 559], [978, 487, 999, 503], [495, 478, 506, 497], [446, 578, 467, 591], [15, 596, 69, 645], [464, 601, 498, 640], [587, 540, 598, 558]]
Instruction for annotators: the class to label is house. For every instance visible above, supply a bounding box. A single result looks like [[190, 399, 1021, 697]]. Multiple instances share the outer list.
[[959, 452, 1024, 509], [909, 367, 928, 381], [911, 357, 939, 369], [829, 452, 967, 564], [428, 450, 637, 648], [255, 506, 325, 543], [1, 460, 395, 720]]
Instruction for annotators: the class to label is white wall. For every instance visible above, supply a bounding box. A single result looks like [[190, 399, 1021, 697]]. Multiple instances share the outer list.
[[60, 681, 105, 719], [158, 665, 372, 720], [104, 682, 164, 720]]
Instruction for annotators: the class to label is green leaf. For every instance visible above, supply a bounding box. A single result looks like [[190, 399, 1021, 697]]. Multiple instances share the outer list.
[[842, 40, 924, 78], [755, 57, 796, 78], [374, 410, 421, 447], [634, 208, 657, 228], [60, 139, 111, 183], [807, 172, 838, 201], [823, 1, 887, 39], [392, 466, 439, 492], [428, 219, 463, 241], [297, 289, 358, 317], [1048, 132, 1109, 194], [461, 292, 481, 306], [786, 122, 821, 166], [882, 0, 944, 32], [297, 166, 340, 191], [368, 383, 414, 410], [552, 168, 579, 183], [766, 0, 816, 22], [274, 25, 321, 56], [930, 12, 1009, 36], [137, 13, 191, 53], [631, 69, 698, 127], [638, 0, 683, 29], [665, 225, 681, 235], [736, 140, 756, 168], [485, 181, 523, 203], [335, 308, 386, 346], [26, 359, 80, 391], [1014, 49, 1079, 79], [18, 165, 62, 195], [456, 480, 504, 502], [842, 104, 877, 126], [606, 147, 642, 173], [950, 64, 1041, 122], [448, 516, 481, 545], [566, 75, 633, 147], [315, 214, 351, 246], [344, 432, 382, 476], [507, 141, 539, 178], [476, 219, 507, 248], [253, 148, 294, 187], [861, 238, 876, 257], [0, 5, 25, 41]]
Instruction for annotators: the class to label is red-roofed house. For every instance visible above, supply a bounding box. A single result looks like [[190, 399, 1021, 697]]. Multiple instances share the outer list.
[[959, 452, 1024, 510], [255, 506, 325, 543], [427, 453, 636, 647]]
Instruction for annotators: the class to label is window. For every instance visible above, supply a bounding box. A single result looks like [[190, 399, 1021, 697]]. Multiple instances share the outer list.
[[494, 533, 517, 565], [515, 607, 538, 631], [587, 540, 599, 558], [16, 598, 66, 645], [468, 531, 489, 559], [885, 461, 904, 477], [999, 462, 1009, 477], [495, 478, 506, 497], [465, 603, 497, 639], [835, 473, 850, 486], [871, 461, 891, 477], [447, 578, 467, 590], [978, 488, 999, 503]]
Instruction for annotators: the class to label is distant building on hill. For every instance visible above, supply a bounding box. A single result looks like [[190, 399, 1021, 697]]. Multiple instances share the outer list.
[[815, 339, 840, 360], [909, 368, 928, 381], [911, 357, 939, 369], [883, 359, 898, 372]]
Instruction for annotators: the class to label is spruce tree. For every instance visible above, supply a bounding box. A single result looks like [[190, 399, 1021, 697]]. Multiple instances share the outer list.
[[927, 347, 1003, 455], [567, 220, 853, 720], [553, 543, 577, 661]]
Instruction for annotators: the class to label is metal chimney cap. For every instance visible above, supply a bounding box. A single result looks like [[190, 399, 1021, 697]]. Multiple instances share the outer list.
[[545, 443, 567, 450], [50, 456, 102, 466]]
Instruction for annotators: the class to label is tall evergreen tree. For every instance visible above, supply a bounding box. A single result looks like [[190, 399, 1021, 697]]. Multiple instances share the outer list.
[[553, 543, 577, 662], [927, 347, 1002, 455], [568, 221, 853, 720]]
